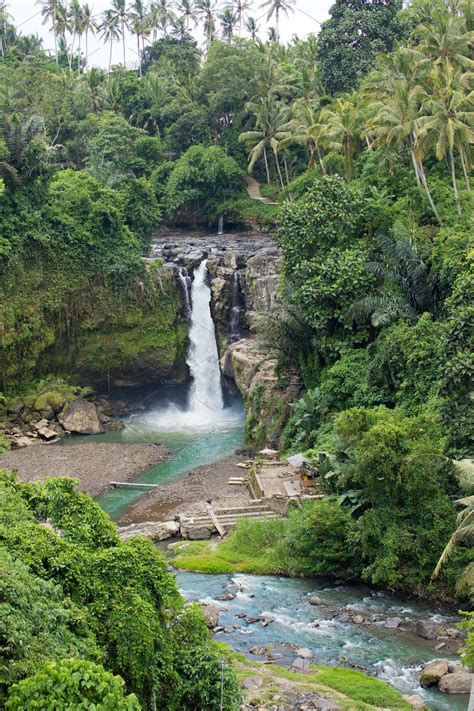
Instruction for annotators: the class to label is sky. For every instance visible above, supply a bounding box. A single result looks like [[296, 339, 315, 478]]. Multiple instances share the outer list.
[[10, 1, 333, 68]]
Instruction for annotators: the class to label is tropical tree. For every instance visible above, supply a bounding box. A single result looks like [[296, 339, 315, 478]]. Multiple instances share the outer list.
[[245, 16, 258, 40], [228, 0, 251, 37], [318, 95, 360, 180], [171, 15, 189, 39], [0, 1, 13, 58], [130, 0, 148, 53], [259, 0, 295, 37], [432, 495, 474, 579], [0, 115, 58, 185], [279, 97, 326, 173], [148, 0, 173, 39], [239, 94, 288, 187], [364, 75, 443, 224], [100, 9, 121, 74], [69, 0, 86, 71], [110, 0, 129, 68], [37, 0, 64, 65], [416, 66, 474, 214], [350, 230, 440, 328], [414, 3, 474, 73], [219, 7, 237, 42], [83, 3, 98, 70], [177, 0, 198, 31], [197, 0, 218, 45]]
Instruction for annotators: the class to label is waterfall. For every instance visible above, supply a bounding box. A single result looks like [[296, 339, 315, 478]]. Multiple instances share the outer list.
[[187, 260, 224, 414], [178, 267, 192, 319], [217, 214, 224, 235], [229, 269, 243, 342]]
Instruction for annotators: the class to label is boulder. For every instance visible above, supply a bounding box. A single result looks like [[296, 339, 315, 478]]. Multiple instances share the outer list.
[[420, 659, 449, 687], [438, 670, 474, 694], [403, 694, 426, 710], [37, 426, 59, 441], [448, 661, 463, 673], [353, 614, 365, 625], [118, 520, 179, 542], [296, 647, 313, 659], [385, 617, 403, 628], [58, 399, 104, 435], [259, 448, 279, 459], [308, 595, 323, 606], [13, 436, 35, 448], [201, 604, 220, 629], [290, 657, 310, 673], [415, 619, 444, 640]]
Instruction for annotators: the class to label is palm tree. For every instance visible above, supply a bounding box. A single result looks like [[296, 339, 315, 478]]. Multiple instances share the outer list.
[[239, 94, 288, 187], [130, 0, 148, 51], [245, 16, 258, 41], [110, 0, 129, 68], [37, 0, 64, 65], [350, 230, 439, 328], [148, 0, 173, 39], [177, 0, 198, 31], [432, 496, 474, 578], [416, 67, 474, 214], [365, 76, 443, 225], [0, 114, 58, 184], [100, 9, 121, 74], [83, 66, 105, 111], [227, 0, 251, 37], [83, 4, 98, 70], [197, 0, 218, 46], [317, 95, 360, 180], [414, 5, 474, 73], [259, 0, 295, 37], [129, 13, 145, 75], [279, 98, 326, 173], [219, 7, 237, 42], [0, 1, 13, 58], [170, 15, 189, 39], [69, 0, 86, 71]]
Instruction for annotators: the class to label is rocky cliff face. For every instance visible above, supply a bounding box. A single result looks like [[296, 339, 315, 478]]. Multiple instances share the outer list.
[[151, 229, 301, 447]]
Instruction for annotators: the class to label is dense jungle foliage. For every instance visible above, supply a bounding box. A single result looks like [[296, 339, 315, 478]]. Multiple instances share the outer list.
[[0, 0, 473, 704]]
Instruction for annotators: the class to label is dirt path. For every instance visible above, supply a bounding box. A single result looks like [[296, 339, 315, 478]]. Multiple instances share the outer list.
[[0, 440, 169, 498], [245, 176, 278, 205]]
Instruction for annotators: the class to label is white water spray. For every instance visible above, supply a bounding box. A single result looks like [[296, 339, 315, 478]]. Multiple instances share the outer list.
[[187, 260, 224, 413]]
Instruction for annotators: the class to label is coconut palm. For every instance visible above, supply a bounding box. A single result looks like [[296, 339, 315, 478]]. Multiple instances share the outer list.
[[219, 7, 237, 42], [37, 0, 65, 65], [110, 0, 129, 68], [0, 1, 13, 58], [227, 0, 251, 37], [148, 0, 173, 39], [239, 94, 288, 187], [83, 4, 98, 70], [69, 0, 86, 71], [317, 95, 360, 180], [259, 0, 295, 37], [416, 66, 474, 214], [364, 77, 443, 225], [100, 9, 121, 74], [245, 16, 258, 40], [279, 98, 326, 173], [414, 5, 474, 73], [170, 15, 189, 39], [177, 0, 198, 31], [197, 0, 218, 45]]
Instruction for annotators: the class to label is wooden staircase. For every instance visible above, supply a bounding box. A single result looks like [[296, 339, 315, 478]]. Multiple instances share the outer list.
[[179, 500, 280, 539]]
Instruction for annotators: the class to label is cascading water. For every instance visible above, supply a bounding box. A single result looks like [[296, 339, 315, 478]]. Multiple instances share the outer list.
[[217, 214, 224, 235], [178, 266, 192, 319], [187, 259, 224, 413], [229, 269, 243, 342]]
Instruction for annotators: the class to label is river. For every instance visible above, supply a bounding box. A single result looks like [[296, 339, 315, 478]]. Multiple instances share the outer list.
[[93, 258, 467, 710]]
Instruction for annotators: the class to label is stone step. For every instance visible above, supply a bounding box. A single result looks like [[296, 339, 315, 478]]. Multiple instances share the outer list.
[[181, 510, 279, 525]]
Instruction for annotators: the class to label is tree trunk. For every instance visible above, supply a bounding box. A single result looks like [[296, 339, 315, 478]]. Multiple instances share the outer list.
[[415, 153, 443, 225], [460, 145, 471, 192], [449, 145, 462, 215], [263, 146, 270, 184], [109, 39, 113, 76], [85, 30, 88, 70], [283, 154, 290, 185], [122, 20, 126, 67], [273, 150, 284, 190], [137, 34, 142, 76], [316, 143, 326, 175]]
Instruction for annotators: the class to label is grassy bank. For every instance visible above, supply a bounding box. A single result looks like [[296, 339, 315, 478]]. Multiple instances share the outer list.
[[225, 649, 411, 710]]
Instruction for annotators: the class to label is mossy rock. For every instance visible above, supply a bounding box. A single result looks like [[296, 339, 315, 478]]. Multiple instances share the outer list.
[[6, 397, 25, 415], [34, 391, 69, 414]]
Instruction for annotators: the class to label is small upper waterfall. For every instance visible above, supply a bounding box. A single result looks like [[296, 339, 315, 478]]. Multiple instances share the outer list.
[[178, 266, 192, 319], [229, 269, 243, 342], [217, 215, 224, 235], [187, 260, 224, 414]]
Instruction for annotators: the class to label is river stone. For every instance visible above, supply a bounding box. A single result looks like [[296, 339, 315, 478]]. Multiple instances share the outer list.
[[290, 657, 310, 673], [385, 616, 403, 628], [242, 676, 263, 690], [438, 670, 474, 693], [58, 398, 103, 435], [308, 595, 322, 605], [415, 619, 444, 640], [448, 661, 463, 673], [420, 659, 449, 687], [117, 520, 179, 542], [14, 436, 35, 448], [201, 604, 220, 629], [296, 647, 313, 659], [403, 694, 425, 710], [352, 614, 365, 625]]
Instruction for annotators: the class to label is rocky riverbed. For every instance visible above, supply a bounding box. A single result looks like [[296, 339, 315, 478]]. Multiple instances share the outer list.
[[0, 440, 170, 497]]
